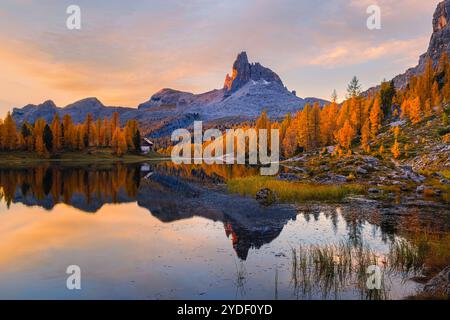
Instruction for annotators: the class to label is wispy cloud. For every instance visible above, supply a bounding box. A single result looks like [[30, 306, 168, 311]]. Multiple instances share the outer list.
[[309, 37, 427, 68], [0, 0, 442, 116]]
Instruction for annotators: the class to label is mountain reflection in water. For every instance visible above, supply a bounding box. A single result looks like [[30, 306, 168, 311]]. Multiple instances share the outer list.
[[0, 163, 449, 299], [0, 163, 296, 260], [1, 163, 447, 265]]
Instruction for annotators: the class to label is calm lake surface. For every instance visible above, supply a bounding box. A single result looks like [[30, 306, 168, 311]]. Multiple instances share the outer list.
[[0, 163, 448, 300]]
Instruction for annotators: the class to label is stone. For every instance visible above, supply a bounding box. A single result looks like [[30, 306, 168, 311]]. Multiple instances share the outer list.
[[277, 173, 300, 182], [256, 188, 278, 206], [407, 172, 426, 184], [368, 188, 381, 194], [416, 185, 427, 193], [334, 175, 348, 183], [400, 165, 413, 173], [363, 156, 378, 164], [356, 167, 368, 175], [326, 146, 336, 154]]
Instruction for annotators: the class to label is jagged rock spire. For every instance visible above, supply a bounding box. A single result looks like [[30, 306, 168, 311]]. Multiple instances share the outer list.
[[223, 51, 283, 95]]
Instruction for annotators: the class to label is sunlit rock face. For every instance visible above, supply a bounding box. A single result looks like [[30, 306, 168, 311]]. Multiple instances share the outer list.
[[391, 0, 450, 89], [223, 51, 284, 96], [12, 51, 328, 136], [433, 1, 450, 32], [425, 0, 450, 65]]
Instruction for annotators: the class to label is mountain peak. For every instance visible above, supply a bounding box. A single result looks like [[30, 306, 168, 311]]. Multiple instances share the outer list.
[[390, 0, 450, 88], [223, 51, 284, 95], [433, 0, 450, 32], [426, 0, 450, 65]]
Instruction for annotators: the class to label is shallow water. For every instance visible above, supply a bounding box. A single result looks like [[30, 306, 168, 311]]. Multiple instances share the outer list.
[[0, 163, 446, 299]]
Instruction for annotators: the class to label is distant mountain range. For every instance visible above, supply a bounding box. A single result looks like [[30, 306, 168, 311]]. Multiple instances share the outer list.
[[12, 51, 328, 138]]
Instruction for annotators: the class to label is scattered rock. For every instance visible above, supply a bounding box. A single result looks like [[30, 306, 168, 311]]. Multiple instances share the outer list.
[[416, 185, 426, 193], [278, 173, 300, 182], [400, 165, 413, 173], [389, 120, 406, 127], [363, 156, 379, 165], [356, 167, 368, 175], [326, 146, 335, 154], [408, 173, 426, 184], [334, 175, 348, 183]]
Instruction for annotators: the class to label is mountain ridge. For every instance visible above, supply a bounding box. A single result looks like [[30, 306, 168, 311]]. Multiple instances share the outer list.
[[12, 51, 327, 136], [365, 0, 450, 96]]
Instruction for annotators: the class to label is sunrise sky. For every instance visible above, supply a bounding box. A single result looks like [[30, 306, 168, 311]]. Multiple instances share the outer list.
[[0, 0, 441, 116]]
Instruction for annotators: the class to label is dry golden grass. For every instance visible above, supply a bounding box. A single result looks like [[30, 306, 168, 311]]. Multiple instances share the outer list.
[[227, 176, 366, 202]]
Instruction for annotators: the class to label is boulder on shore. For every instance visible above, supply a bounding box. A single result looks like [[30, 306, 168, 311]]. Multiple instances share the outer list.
[[256, 188, 278, 206]]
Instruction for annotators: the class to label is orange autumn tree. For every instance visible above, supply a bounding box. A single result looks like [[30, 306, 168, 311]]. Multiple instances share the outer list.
[[369, 97, 383, 140], [391, 139, 401, 159], [0, 112, 142, 157], [112, 127, 128, 156], [336, 120, 355, 150], [408, 96, 422, 124], [361, 120, 371, 153], [0, 112, 18, 151], [51, 113, 62, 152]]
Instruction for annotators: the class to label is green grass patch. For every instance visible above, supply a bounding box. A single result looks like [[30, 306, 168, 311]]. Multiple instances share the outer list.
[[227, 176, 366, 202]]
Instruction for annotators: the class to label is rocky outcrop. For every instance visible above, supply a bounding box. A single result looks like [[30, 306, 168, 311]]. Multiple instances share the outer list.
[[392, 0, 450, 88], [255, 188, 278, 206], [223, 52, 284, 95]]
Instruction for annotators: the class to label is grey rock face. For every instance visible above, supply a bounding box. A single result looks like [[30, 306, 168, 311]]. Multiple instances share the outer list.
[[224, 52, 284, 96], [392, 0, 450, 88]]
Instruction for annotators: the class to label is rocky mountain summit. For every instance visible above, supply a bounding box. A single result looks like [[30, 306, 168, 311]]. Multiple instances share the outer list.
[[392, 0, 450, 88], [137, 51, 324, 119], [13, 52, 326, 136], [223, 51, 284, 95]]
